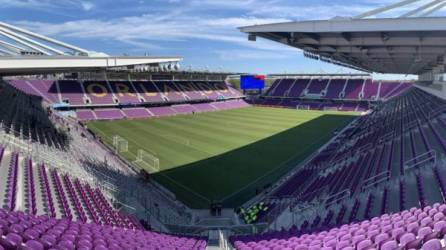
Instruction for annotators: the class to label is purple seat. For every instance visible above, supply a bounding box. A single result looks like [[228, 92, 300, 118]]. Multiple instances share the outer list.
[[39, 234, 57, 248], [93, 245, 108, 250], [8, 224, 23, 234], [356, 239, 373, 250], [434, 213, 444, 222], [422, 239, 443, 250], [407, 222, 419, 234], [434, 221, 446, 236], [24, 229, 44, 242], [57, 240, 75, 250], [374, 233, 389, 246], [381, 240, 398, 250], [22, 240, 44, 250], [418, 226, 438, 241], [0, 233, 22, 249], [399, 233, 422, 249]]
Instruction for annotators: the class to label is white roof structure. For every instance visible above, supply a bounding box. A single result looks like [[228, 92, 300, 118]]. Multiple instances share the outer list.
[[239, 0, 446, 75], [0, 22, 181, 75]]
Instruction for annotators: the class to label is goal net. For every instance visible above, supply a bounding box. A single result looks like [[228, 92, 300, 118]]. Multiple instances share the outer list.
[[112, 135, 128, 153], [297, 105, 310, 110], [134, 149, 160, 173]]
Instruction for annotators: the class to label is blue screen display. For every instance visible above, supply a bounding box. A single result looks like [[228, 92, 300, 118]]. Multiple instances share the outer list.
[[240, 75, 265, 90]]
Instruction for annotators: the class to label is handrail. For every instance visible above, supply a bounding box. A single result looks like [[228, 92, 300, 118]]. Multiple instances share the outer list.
[[404, 150, 437, 174], [429, 105, 446, 119], [379, 131, 395, 144], [325, 189, 350, 206], [361, 171, 391, 191]]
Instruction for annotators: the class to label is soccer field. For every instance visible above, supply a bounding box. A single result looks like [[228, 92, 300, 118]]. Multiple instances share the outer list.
[[87, 107, 356, 208]]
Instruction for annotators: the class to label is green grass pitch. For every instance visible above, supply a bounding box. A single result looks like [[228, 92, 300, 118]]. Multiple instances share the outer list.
[[86, 107, 356, 208]]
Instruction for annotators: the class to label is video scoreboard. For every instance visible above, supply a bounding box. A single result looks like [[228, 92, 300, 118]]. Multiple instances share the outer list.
[[240, 75, 265, 90]]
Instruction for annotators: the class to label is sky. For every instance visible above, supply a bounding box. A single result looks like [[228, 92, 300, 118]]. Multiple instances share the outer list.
[[0, 0, 443, 78]]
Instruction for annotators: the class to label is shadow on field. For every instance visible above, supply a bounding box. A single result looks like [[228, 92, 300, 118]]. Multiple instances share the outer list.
[[151, 114, 355, 209]]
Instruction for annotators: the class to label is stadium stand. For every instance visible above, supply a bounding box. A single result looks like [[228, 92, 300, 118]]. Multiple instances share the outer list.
[[0, 209, 206, 250], [0, 79, 203, 242], [6, 73, 446, 250], [0, 143, 141, 229], [231, 202, 446, 250], [0, 84, 69, 149], [7, 79, 243, 106], [263, 77, 412, 101], [240, 87, 446, 229], [225, 86, 446, 250], [250, 77, 413, 113], [5, 1, 446, 248], [6, 79, 247, 122]]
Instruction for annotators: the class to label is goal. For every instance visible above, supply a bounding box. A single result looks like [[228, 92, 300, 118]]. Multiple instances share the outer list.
[[134, 149, 160, 173], [112, 135, 128, 153]]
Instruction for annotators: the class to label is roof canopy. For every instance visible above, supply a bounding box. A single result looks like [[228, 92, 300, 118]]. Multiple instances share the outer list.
[[239, 0, 446, 75], [240, 17, 446, 75], [0, 22, 181, 75]]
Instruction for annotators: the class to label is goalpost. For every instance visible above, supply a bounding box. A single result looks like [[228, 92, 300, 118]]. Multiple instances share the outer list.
[[112, 135, 128, 153], [133, 149, 160, 173]]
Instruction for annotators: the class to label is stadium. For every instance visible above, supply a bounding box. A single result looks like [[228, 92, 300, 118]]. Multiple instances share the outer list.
[[2, 0, 446, 249]]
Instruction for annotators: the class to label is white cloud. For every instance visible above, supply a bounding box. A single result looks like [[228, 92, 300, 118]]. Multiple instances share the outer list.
[[0, 0, 96, 11], [7, 0, 443, 60], [13, 14, 293, 52], [80, 1, 95, 11]]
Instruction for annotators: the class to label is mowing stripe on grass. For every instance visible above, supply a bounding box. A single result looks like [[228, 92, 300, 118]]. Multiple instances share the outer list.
[[87, 107, 356, 208]]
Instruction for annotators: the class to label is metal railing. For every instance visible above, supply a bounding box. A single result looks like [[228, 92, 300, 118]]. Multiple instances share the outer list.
[[404, 150, 437, 174], [325, 189, 351, 207], [429, 104, 446, 119], [361, 171, 391, 191]]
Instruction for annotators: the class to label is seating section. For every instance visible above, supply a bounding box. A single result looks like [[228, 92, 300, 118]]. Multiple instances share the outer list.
[[326, 79, 347, 99], [306, 79, 329, 95], [231, 203, 446, 250], [75, 110, 96, 121], [242, 88, 446, 229], [6, 79, 247, 121], [7, 79, 243, 106], [344, 79, 364, 99], [94, 109, 125, 120], [0, 209, 206, 250], [0, 80, 209, 245], [362, 79, 379, 100], [75, 99, 250, 121], [251, 99, 369, 112], [58, 80, 85, 105], [0, 83, 68, 149], [108, 81, 140, 104], [0, 146, 140, 229], [8, 79, 59, 103], [121, 108, 153, 119], [252, 78, 412, 112], [265, 77, 412, 101]]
